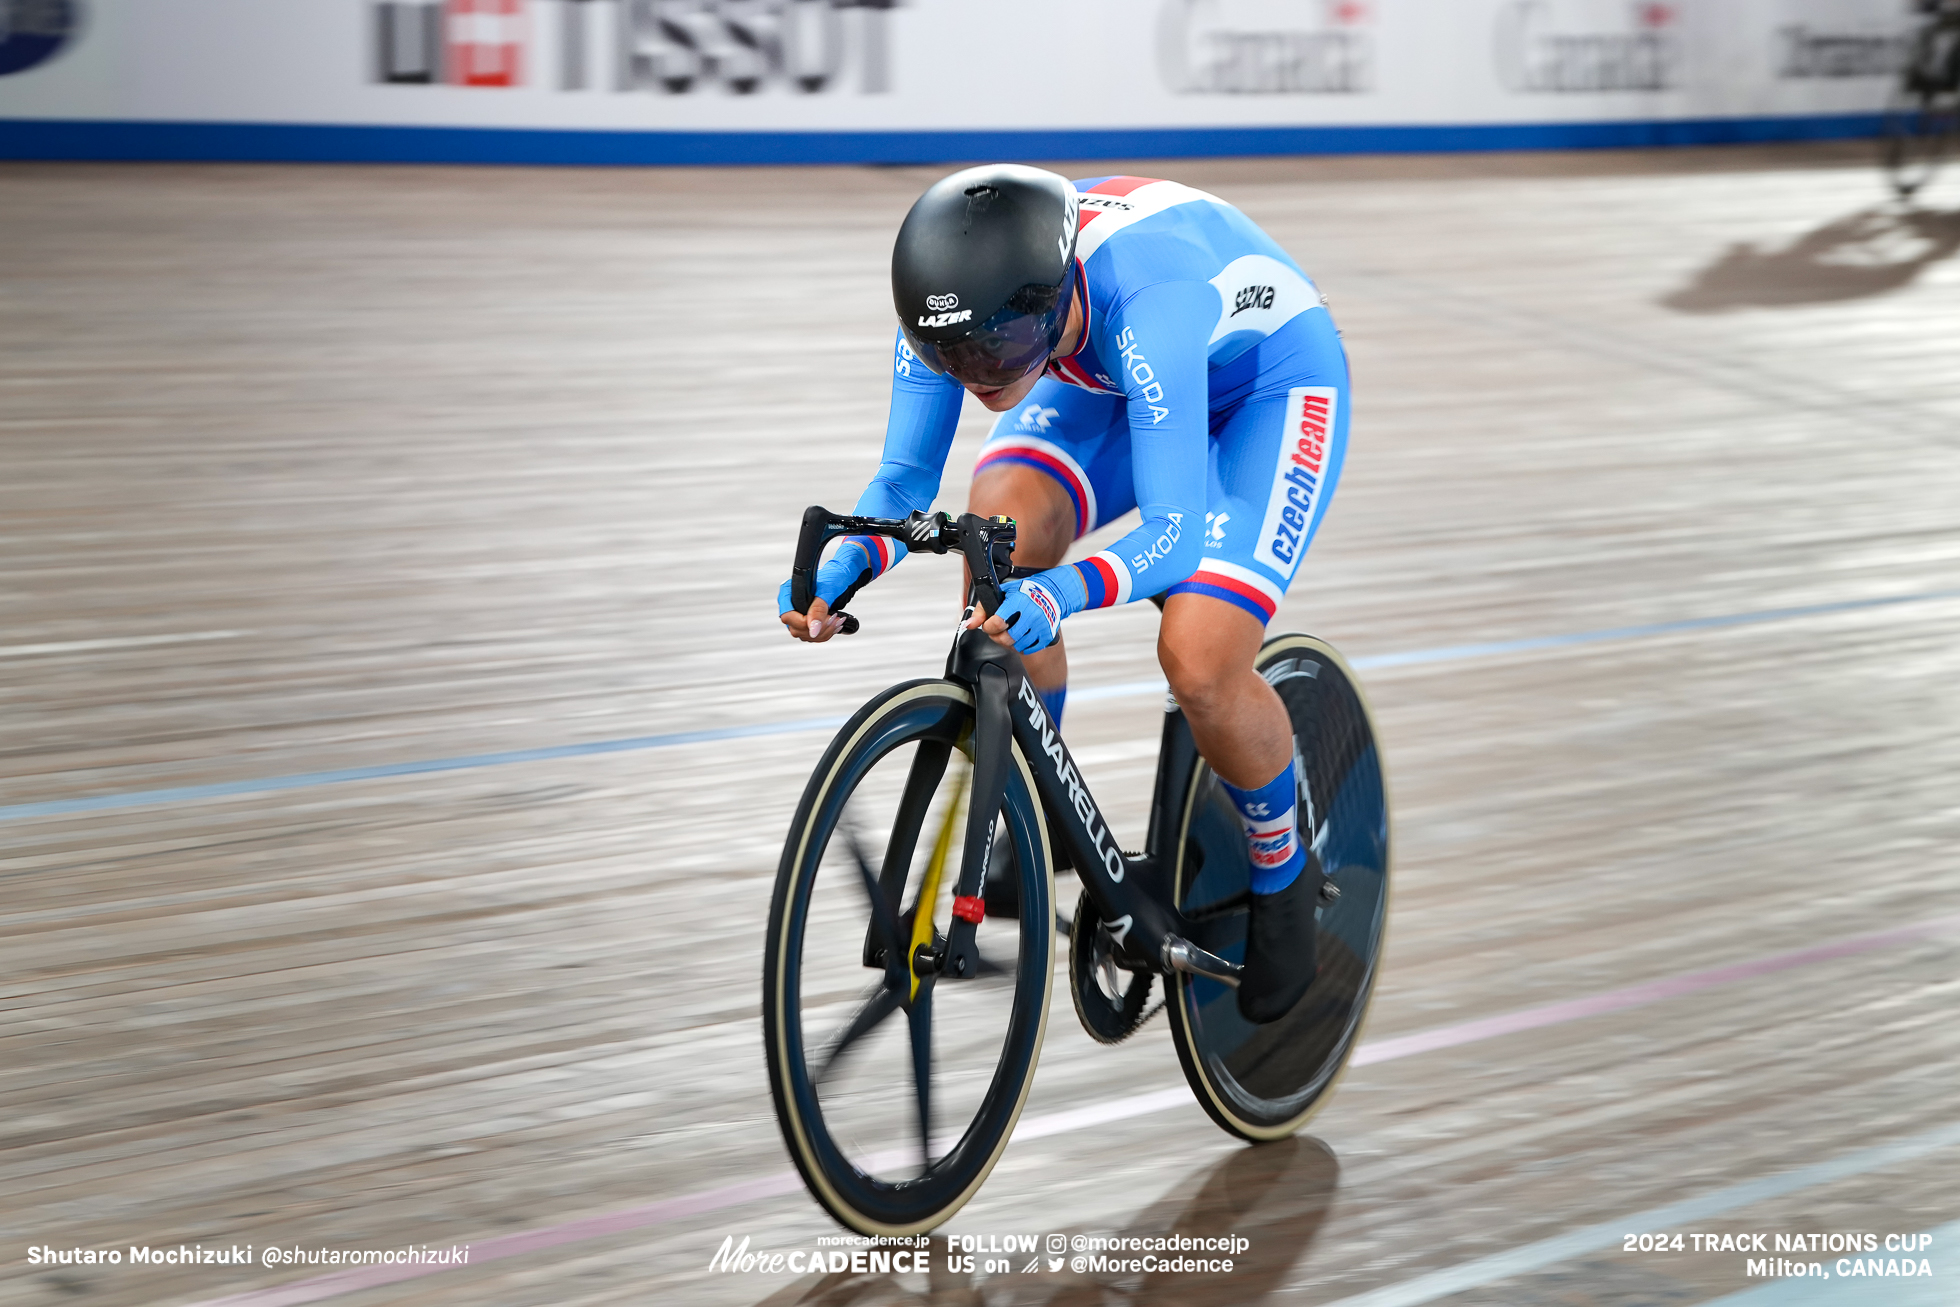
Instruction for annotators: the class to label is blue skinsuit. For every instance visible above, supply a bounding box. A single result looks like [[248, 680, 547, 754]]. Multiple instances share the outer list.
[[803, 175, 1351, 634]]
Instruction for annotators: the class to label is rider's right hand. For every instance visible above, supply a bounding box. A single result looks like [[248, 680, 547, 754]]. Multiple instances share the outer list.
[[778, 544, 872, 643], [781, 594, 849, 643], [779, 533, 906, 643]]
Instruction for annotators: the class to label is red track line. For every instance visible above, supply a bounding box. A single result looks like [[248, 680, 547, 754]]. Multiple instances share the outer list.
[[181, 911, 1960, 1307]]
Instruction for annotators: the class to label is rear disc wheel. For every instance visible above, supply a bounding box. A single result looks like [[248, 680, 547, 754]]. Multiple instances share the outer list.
[[1164, 634, 1390, 1140]]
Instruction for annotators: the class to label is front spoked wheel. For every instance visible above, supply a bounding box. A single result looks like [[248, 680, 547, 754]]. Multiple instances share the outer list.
[[764, 680, 1055, 1234], [1165, 634, 1390, 1140]]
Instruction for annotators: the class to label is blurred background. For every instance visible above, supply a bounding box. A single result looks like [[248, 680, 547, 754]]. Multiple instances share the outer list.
[[0, 0, 1936, 161], [2, 2, 1958, 1306]]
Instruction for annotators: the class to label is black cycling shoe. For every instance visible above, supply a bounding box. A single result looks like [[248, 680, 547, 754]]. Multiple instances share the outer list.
[[981, 830, 1019, 920], [1237, 865, 1320, 1024]]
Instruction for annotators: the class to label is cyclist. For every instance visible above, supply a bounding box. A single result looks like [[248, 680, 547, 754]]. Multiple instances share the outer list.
[[780, 165, 1349, 1024]]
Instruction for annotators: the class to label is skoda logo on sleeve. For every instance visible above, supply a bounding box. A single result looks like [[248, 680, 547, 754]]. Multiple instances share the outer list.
[[0, 0, 80, 77]]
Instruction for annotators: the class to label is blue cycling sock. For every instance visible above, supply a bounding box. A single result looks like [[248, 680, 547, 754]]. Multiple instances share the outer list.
[[1038, 683, 1066, 730], [1220, 760, 1306, 895]]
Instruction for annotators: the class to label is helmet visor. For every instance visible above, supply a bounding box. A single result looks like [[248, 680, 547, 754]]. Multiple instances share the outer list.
[[901, 292, 1067, 391]]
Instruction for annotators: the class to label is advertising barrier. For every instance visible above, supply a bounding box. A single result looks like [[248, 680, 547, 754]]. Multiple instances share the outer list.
[[0, 0, 1918, 163]]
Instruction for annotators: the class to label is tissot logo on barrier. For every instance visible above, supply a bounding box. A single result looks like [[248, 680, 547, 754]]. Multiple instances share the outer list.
[[377, 0, 521, 85], [374, 0, 903, 94], [1495, 0, 1682, 94], [0, 0, 81, 77], [1158, 0, 1373, 95]]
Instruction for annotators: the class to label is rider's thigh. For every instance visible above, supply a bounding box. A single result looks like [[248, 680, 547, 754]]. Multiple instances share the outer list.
[[1166, 314, 1350, 627]]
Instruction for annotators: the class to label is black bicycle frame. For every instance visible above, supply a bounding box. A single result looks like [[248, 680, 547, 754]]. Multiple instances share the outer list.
[[788, 506, 1241, 987]]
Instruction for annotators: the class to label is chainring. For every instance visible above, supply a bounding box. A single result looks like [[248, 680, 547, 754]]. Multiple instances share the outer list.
[[1068, 889, 1160, 1044]]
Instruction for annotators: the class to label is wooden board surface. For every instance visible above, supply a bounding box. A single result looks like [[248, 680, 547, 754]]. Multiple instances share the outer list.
[[1, 145, 1957, 1307]]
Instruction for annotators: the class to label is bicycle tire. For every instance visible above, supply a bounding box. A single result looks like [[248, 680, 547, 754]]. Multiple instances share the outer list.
[[1164, 634, 1391, 1141], [764, 678, 1056, 1234]]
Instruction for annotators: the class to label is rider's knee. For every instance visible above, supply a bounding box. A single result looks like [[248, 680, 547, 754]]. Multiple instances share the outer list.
[[1157, 595, 1267, 719], [968, 464, 1075, 566], [1159, 641, 1235, 716]]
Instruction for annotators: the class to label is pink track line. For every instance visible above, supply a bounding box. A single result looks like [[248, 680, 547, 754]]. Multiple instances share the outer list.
[[1352, 910, 1960, 1066], [182, 910, 1960, 1307]]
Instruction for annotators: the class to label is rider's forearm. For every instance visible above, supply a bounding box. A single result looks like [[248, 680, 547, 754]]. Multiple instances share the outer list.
[[853, 460, 940, 518], [1061, 502, 1204, 610], [876, 331, 964, 507], [840, 334, 968, 577]]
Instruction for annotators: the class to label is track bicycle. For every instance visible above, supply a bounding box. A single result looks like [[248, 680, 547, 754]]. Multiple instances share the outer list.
[[1883, 0, 1960, 199], [762, 506, 1389, 1235]]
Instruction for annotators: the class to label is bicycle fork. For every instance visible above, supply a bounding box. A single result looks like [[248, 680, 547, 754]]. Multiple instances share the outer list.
[[948, 629, 1243, 988]]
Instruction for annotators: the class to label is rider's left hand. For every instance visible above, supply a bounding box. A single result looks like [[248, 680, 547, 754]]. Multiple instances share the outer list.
[[967, 577, 1068, 655]]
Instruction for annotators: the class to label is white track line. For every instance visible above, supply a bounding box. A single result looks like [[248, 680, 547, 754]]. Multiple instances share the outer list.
[[0, 630, 249, 658]]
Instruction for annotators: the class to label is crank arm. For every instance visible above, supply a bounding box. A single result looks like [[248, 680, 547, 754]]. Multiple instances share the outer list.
[[1161, 936, 1243, 989]]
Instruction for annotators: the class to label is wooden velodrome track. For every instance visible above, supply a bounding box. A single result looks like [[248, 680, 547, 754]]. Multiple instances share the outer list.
[[2, 145, 1957, 1307]]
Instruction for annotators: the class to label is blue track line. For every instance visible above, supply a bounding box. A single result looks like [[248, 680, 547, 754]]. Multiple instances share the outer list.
[[0, 716, 846, 823], [3, 586, 1956, 825], [1350, 586, 1960, 669]]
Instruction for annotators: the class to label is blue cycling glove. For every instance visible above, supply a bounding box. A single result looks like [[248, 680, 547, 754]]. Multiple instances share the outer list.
[[988, 568, 1087, 655], [777, 536, 902, 620]]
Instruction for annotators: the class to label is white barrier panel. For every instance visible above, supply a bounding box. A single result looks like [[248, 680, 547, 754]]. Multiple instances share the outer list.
[[0, 0, 1918, 162]]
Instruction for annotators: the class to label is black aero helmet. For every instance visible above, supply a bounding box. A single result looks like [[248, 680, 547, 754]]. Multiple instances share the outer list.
[[892, 164, 1079, 390]]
